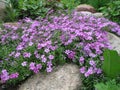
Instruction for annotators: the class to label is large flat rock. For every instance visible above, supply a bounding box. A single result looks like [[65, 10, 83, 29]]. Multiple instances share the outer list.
[[18, 64, 81, 90], [108, 32, 120, 54]]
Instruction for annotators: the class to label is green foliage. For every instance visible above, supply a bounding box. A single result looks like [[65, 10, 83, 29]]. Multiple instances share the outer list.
[[17, 0, 52, 19], [95, 80, 120, 90], [100, 0, 120, 24], [3, 0, 19, 22], [3, 0, 63, 22], [102, 49, 120, 78], [61, 0, 80, 13]]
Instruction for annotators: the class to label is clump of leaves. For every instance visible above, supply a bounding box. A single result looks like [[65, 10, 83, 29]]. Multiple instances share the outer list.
[[61, 0, 80, 13], [3, 0, 19, 22], [100, 0, 120, 24], [3, 0, 63, 22], [95, 79, 120, 90], [102, 49, 120, 78]]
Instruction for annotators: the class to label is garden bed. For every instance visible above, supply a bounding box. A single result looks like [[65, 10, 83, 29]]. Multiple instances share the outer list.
[[0, 0, 120, 90]]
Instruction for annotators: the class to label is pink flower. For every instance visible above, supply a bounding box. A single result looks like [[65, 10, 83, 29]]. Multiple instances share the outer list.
[[0, 69, 9, 83], [48, 55, 54, 60], [84, 72, 90, 77], [42, 57, 47, 63], [14, 52, 21, 58], [9, 72, 19, 79], [44, 48, 50, 53], [23, 52, 31, 58], [89, 60, 96, 66], [80, 67, 86, 74], [79, 56, 84, 64], [46, 66, 53, 73], [96, 68, 102, 74], [16, 45, 24, 50], [36, 64, 42, 69], [21, 61, 27, 66], [29, 42, 33, 46], [29, 62, 35, 70]]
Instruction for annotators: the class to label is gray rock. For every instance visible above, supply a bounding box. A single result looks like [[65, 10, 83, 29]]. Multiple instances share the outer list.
[[18, 64, 81, 90], [76, 11, 93, 17], [76, 11, 103, 18], [93, 13, 103, 18], [108, 32, 120, 54]]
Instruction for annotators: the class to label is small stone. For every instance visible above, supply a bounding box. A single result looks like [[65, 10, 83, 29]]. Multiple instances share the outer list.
[[18, 64, 81, 90], [76, 11, 93, 17], [93, 13, 103, 18], [108, 32, 120, 54], [76, 4, 96, 13], [4, 22, 19, 27]]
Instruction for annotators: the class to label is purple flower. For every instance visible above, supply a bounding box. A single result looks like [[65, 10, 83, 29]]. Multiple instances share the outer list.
[[87, 67, 94, 74], [89, 53, 96, 58], [41, 55, 45, 59], [16, 45, 24, 50], [9, 51, 15, 56], [50, 46, 56, 51], [34, 50, 38, 55], [29, 63, 42, 73], [84, 67, 94, 77], [65, 50, 76, 59], [44, 48, 50, 53], [79, 56, 84, 64], [80, 67, 86, 74], [47, 61, 52, 66], [37, 43, 42, 50], [33, 68, 39, 73], [42, 57, 47, 63], [68, 51, 76, 60], [9, 72, 19, 79], [96, 68, 102, 74], [89, 60, 96, 66], [0, 69, 9, 83], [29, 62, 35, 70], [36, 64, 42, 69], [23, 52, 31, 58], [14, 52, 21, 58], [21, 61, 27, 66], [84, 72, 89, 77], [11, 35, 18, 40], [46, 66, 53, 73], [48, 55, 54, 60], [29, 42, 33, 46], [65, 50, 71, 55], [35, 54, 40, 59]]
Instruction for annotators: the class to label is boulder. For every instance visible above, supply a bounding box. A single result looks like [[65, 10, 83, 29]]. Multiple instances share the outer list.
[[0, 1, 5, 20], [18, 64, 81, 90], [76, 4, 96, 13], [108, 32, 120, 54]]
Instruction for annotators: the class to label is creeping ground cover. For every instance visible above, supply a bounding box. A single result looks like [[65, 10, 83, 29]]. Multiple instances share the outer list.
[[0, 12, 120, 88]]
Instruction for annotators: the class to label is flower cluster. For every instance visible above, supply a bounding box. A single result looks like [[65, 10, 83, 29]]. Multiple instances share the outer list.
[[0, 70, 19, 83], [29, 62, 42, 73], [0, 12, 120, 83]]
